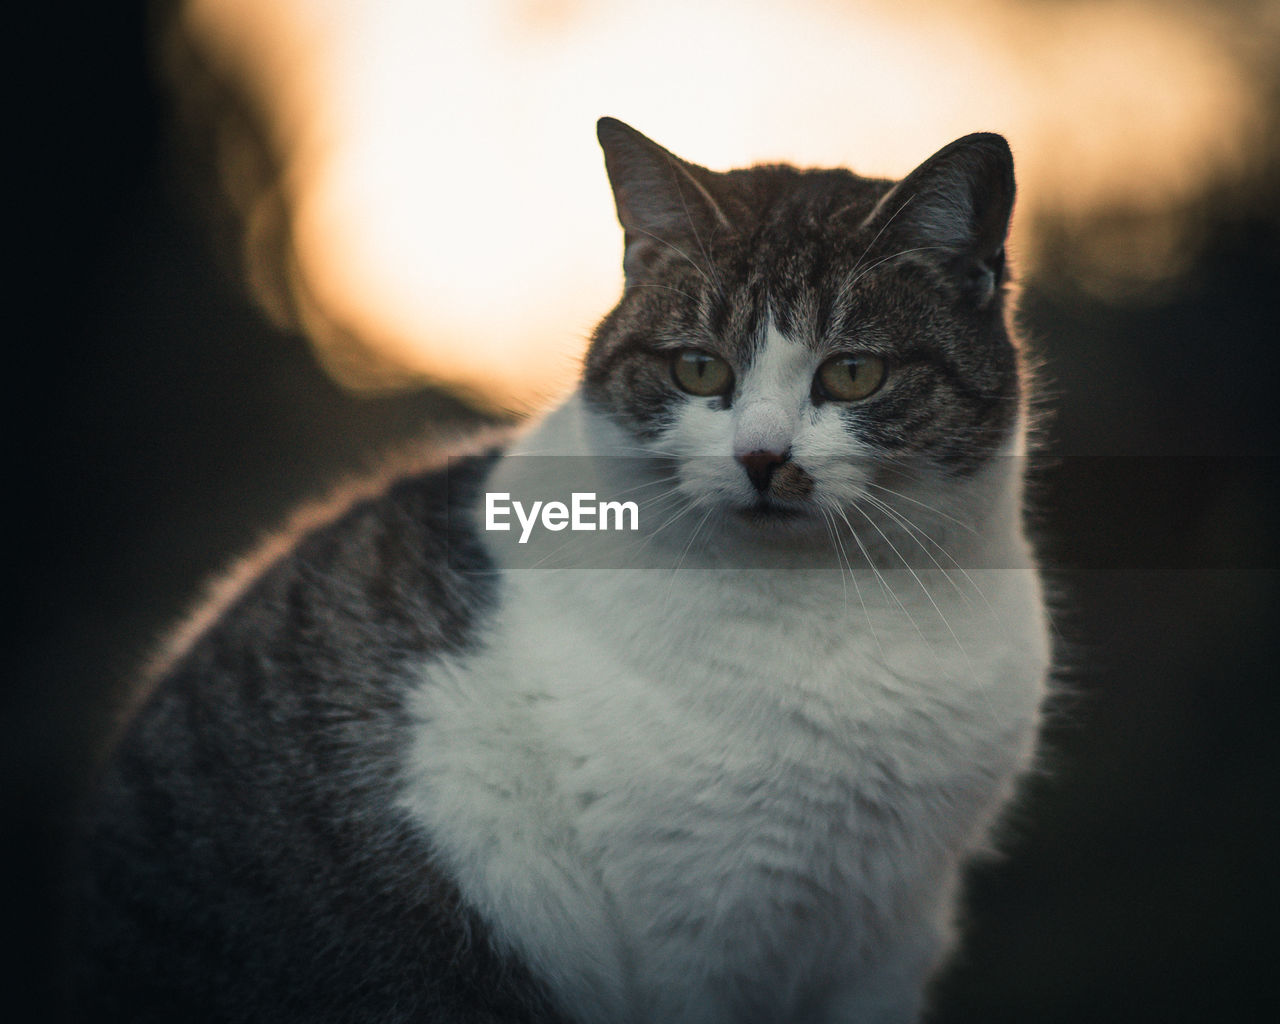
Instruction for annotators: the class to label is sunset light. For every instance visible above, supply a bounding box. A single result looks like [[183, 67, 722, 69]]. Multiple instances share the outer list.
[[174, 0, 1262, 410]]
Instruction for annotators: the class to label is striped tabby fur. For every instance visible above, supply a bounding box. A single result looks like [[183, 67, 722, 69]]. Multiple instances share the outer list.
[[71, 119, 1049, 1024]]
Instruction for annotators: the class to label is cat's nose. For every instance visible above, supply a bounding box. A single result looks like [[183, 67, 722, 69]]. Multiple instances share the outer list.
[[737, 449, 789, 493]]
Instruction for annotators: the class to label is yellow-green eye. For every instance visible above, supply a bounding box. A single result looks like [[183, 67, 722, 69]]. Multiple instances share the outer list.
[[671, 349, 734, 397], [815, 353, 886, 402]]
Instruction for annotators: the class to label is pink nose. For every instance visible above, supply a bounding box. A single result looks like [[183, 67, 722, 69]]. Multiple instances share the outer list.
[[736, 449, 788, 493]]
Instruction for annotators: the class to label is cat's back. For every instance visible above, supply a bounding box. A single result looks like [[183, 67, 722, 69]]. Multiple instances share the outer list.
[[70, 451, 566, 1023]]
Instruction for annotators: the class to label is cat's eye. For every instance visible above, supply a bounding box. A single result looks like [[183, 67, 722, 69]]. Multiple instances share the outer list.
[[671, 349, 734, 397], [814, 353, 886, 402]]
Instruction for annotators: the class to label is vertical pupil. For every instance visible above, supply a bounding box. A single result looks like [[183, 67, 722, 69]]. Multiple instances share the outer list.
[[673, 351, 729, 395]]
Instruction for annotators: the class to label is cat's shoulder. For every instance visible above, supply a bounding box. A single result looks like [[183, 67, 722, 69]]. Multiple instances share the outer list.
[[144, 431, 511, 697], [74, 430, 585, 1022]]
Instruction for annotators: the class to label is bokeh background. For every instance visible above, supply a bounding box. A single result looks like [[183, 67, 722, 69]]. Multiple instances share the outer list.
[[12, 0, 1279, 1020]]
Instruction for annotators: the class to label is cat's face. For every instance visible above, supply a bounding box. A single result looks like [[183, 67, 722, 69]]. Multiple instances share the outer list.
[[584, 119, 1021, 534]]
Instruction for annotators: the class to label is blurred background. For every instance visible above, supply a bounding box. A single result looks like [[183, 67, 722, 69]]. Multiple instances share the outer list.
[[11, 0, 1279, 1019]]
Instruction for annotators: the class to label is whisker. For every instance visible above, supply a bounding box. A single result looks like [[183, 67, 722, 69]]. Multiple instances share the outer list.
[[606, 474, 683, 500], [833, 194, 917, 326], [848, 500, 999, 720], [821, 503, 885, 662], [862, 480, 978, 535], [861, 492, 996, 618], [662, 153, 727, 302], [849, 500, 956, 639], [624, 224, 718, 293], [850, 195, 914, 277], [596, 445, 685, 459], [635, 493, 703, 556], [634, 484, 693, 514], [828, 503, 900, 616], [818, 508, 848, 610], [663, 504, 717, 607], [859, 492, 977, 610], [847, 244, 947, 291]]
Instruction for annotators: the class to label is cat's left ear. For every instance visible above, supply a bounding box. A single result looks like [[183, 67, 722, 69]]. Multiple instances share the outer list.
[[863, 133, 1015, 307]]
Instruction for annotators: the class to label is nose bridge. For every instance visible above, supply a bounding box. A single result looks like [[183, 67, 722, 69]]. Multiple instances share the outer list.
[[733, 398, 794, 457], [733, 327, 811, 456]]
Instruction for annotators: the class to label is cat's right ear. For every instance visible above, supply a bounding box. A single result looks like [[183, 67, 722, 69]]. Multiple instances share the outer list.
[[597, 117, 735, 280]]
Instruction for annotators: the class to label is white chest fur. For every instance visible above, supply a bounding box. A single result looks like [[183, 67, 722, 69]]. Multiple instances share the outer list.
[[399, 402, 1049, 1024]]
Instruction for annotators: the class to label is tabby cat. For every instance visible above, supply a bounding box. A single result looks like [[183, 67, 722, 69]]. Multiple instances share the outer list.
[[72, 117, 1050, 1023]]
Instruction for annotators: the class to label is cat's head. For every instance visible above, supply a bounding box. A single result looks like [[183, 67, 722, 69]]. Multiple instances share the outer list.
[[583, 117, 1023, 539]]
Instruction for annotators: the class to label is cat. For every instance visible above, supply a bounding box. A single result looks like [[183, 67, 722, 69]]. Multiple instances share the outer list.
[[70, 117, 1051, 1023]]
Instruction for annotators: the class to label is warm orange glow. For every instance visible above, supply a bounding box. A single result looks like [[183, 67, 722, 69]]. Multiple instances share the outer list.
[[181, 0, 1260, 409]]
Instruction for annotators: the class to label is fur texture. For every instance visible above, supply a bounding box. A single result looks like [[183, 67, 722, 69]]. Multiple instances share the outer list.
[[71, 119, 1050, 1024]]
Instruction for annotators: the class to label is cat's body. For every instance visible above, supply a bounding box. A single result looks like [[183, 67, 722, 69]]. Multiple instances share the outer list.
[[72, 120, 1050, 1023]]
